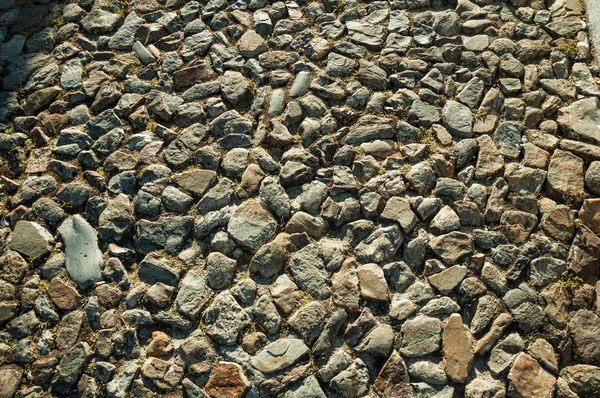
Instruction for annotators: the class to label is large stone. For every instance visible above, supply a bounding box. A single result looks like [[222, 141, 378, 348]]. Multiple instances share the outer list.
[[10, 221, 54, 261], [568, 310, 600, 366], [429, 232, 473, 265], [508, 353, 556, 398], [205, 362, 249, 398], [546, 149, 584, 200], [175, 271, 213, 319], [381, 197, 417, 234], [81, 9, 121, 33], [400, 316, 442, 357], [443, 100, 473, 138], [347, 21, 386, 50], [443, 314, 474, 383], [108, 12, 144, 49], [58, 215, 102, 290], [52, 342, 93, 394], [251, 338, 309, 374], [205, 291, 251, 346], [288, 244, 331, 300], [373, 350, 412, 398], [558, 97, 600, 146], [227, 200, 277, 250], [560, 365, 600, 397]]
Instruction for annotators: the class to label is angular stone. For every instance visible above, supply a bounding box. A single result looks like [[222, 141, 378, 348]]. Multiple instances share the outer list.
[[400, 316, 442, 357], [175, 271, 213, 319], [568, 310, 600, 366], [227, 200, 277, 250], [10, 220, 54, 261], [428, 265, 468, 295], [205, 362, 249, 398], [288, 244, 331, 300], [546, 149, 584, 200], [381, 196, 417, 234], [205, 291, 251, 346]]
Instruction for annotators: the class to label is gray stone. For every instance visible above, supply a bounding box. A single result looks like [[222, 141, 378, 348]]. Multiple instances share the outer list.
[[10, 221, 54, 261], [250, 338, 310, 374], [205, 291, 251, 346], [57, 215, 102, 290], [108, 12, 144, 50], [175, 271, 213, 319], [227, 200, 277, 250], [288, 244, 331, 300], [443, 100, 473, 138]]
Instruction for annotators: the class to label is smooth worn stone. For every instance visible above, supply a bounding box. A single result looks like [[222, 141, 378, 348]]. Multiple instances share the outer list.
[[250, 338, 310, 374], [443, 100, 473, 138], [57, 215, 102, 290]]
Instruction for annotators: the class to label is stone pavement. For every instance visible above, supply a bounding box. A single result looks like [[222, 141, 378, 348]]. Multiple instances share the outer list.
[[1, 0, 600, 396]]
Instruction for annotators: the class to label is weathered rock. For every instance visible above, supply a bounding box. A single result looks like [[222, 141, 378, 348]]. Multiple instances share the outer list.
[[227, 200, 277, 250]]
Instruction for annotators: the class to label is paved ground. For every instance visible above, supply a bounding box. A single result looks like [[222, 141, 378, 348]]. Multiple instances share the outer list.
[[2, 0, 600, 397]]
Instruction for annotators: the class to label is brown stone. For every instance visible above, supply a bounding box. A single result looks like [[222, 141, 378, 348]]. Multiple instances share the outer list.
[[242, 332, 267, 354], [475, 313, 513, 355], [48, 277, 81, 310], [205, 362, 250, 398], [541, 205, 575, 242], [373, 350, 412, 398], [172, 63, 215, 89], [475, 134, 504, 180], [579, 198, 600, 233], [331, 258, 360, 313], [500, 210, 537, 244], [357, 263, 389, 302], [546, 149, 584, 201], [238, 30, 267, 58], [238, 164, 265, 199], [508, 353, 556, 398], [443, 313, 474, 383], [147, 331, 173, 359], [172, 169, 217, 196], [568, 309, 600, 365]]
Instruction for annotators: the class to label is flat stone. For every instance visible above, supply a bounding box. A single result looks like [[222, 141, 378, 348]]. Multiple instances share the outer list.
[[568, 310, 600, 366], [558, 97, 600, 145], [205, 291, 251, 346], [250, 338, 310, 374], [443, 314, 474, 383], [48, 277, 81, 310], [429, 232, 473, 265], [175, 271, 213, 319], [205, 362, 249, 398], [508, 353, 556, 398], [443, 100, 473, 138], [381, 196, 417, 234], [546, 149, 584, 200], [58, 215, 103, 290], [428, 265, 468, 295]]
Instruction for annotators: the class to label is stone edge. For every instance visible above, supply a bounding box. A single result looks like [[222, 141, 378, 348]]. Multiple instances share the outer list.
[[585, 0, 600, 65]]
